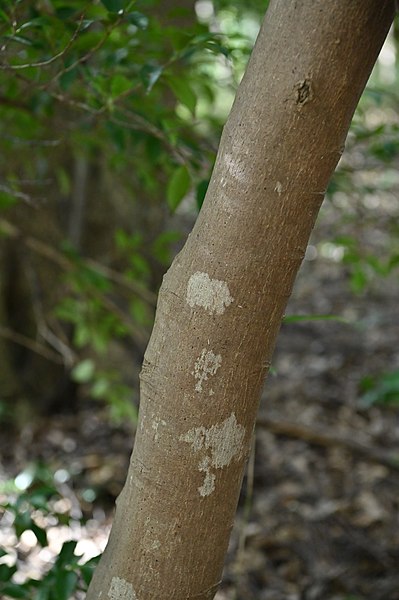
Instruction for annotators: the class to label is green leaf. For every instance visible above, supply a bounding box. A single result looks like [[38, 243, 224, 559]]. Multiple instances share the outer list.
[[0, 190, 17, 209], [167, 165, 191, 212], [55, 6, 80, 20], [80, 555, 101, 586], [29, 492, 51, 510], [54, 570, 79, 600], [110, 74, 131, 97], [204, 40, 230, 58], [0, 582, 29, 598], [74, 325, 91, 349], [0, 563, 16, 582], [127, 11, 148, 30], [196, 179, 209, 210], [152, 230, 181, 265], [31, 522, 48, 547], [130, 298, 150, 326], [91, 377, 110, 399], [14, 511, 32, 538], [140, 64, 163, 92], [56, 168, 71, 195], [129, 253, 149, 277], [4, 34, 34, 47], [56, 540, 79, 566], [167, 77, 197, 116], [16, 17, 49, 32], [100, 0, 127, 13], [388, 254, 399, 271], [34, 585, 50, 600], [108, 391, 138, 423], [0, 8, 10, 23], [360, 370, 399, 407], [59, 66, 79, 92], [71, 359, 95, 383], [350, 265, 368, 294], [55, 299, 81, 324]]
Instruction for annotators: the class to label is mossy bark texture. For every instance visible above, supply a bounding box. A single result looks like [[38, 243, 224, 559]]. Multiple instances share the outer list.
[[87, 2, 394, 599]]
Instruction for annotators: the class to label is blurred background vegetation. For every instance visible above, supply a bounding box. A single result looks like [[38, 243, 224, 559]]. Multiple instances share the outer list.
[[0, 0, 270, 423], [0, 2, 399, 599]]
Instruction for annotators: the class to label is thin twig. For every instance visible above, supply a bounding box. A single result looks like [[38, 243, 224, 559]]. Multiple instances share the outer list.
[[0, 218, 157, 305], [38, 323, 76, 367], [0, 14, 84, 70], [0, 183, 39, 206], [2, 134, 61, 147], [49, 91, 103, 115], [257, 414, 399, 471], [111, 114, 187, 165], [0, 95, 31, 111], [0, 326, 65, 364], [41, 0, 135, 89], [94, 290, 149, 347], [45, 20, 116, 87], [85, 258, 157, 306]]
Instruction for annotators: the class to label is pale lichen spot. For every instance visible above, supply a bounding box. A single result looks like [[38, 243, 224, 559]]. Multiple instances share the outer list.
[[197, 457, 215, 496], [186, 272, 234, 315], [182, 427, 205, 453], [224, 152, 247, 183], [219, 190, 234, 218], [108, 576, 137, 600], [143, 537, 161, 552], [274, 181, 283, 195], [139, 415, 146, 433], [180, 413, 245, 497], [193, 349, 222, 393], [151, 417, 167, 441], [198, 463, 216, 497]]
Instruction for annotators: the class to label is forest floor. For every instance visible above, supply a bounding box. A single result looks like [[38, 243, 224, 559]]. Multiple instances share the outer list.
[[1, 201, 399, 600], [220, 222, 399, 600]]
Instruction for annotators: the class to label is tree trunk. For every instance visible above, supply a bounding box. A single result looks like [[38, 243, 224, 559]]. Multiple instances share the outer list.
[[87, 2, 394, 599]]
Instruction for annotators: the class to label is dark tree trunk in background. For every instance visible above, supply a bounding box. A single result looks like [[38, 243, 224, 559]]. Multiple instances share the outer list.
[[87, 1, 395, 599]]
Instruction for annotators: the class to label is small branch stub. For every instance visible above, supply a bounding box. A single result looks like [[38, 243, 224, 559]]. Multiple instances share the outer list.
[[294, 78, 313, 105]]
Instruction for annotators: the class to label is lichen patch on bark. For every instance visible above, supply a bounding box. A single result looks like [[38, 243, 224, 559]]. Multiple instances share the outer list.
[[108, 576, 137, 600], [186, 272, 234, 315], [180, 413, 245, 497], [151, 417, 167, 441], [274, 181, 283, 195], [198, 458, 216, 497], [143, 537, 161, 552], [223, 152, 248, 183], [193, 349, 222, 393]]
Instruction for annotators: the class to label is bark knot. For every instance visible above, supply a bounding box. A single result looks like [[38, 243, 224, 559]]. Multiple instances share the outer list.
[[294, 78, 313, 106]]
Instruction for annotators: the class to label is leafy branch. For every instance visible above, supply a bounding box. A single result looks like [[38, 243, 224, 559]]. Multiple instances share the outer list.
[[0, 13, 85, 70]]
